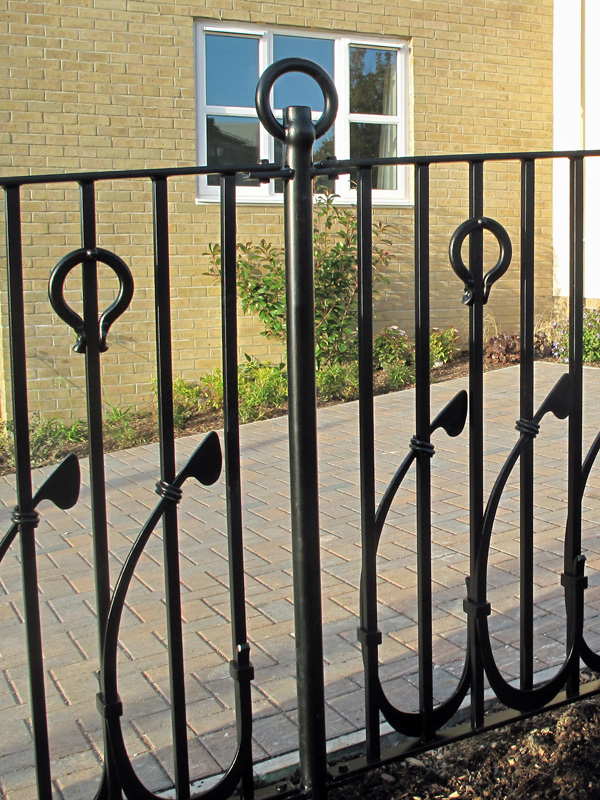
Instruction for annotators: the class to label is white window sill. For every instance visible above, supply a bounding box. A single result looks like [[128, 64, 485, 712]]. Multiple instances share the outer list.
[[195, 195, 413, 208]]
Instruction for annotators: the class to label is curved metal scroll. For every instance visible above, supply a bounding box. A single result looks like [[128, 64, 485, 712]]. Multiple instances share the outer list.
[[473, 375, 581, 710], [363, 391, 471, 736], [0, 454, 81, 563], [48, 247, 134, 353], [99, 432, 251, 800], [449, 216, 512, 305], [573, 426, 600, 672]]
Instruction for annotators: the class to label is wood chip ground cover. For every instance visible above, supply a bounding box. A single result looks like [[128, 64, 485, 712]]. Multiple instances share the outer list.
[[329, 698, 600, 800]]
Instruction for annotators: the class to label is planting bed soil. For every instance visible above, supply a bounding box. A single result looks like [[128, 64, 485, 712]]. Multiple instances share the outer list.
[[329, 696, 600, 800]]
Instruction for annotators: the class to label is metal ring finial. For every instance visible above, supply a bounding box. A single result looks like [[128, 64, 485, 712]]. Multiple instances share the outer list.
[[448, 216, 512, 305], [48, 247, 134, 353], [255, 57, 338, 142]]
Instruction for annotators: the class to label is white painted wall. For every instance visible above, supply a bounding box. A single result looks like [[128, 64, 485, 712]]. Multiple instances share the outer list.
[[583, 0, 600, 297], [553, 0, 582, 299], [553, 0, 600, 300]]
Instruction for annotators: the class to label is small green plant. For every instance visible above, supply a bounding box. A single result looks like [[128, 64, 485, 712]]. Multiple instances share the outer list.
[[237, 358, 287, 422], [316, 362, 359, 402], [384, 363, 413, 391], [373, 326, 413, 370], [430, 327, 458, 366], [199, 358, 288, 422], [0, 413, 90, 473], [199, 369, 224, 410], [172, 377, 203, 429], [207, 191, 393, 368], [102, 397, 144, 448], [552, 308, 600, 363]]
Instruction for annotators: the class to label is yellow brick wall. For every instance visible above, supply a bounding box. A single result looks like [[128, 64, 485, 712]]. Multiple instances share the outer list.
[[0, 0, 554, 420]]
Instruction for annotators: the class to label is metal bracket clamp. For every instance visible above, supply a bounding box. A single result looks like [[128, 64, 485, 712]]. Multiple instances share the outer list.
[[463, 596, 492, 619], [515, 417, 541, 437], [409, 436, 435, 457], [357, 626, 383, 647], [10, 508, 40, 528], [96, 692, 123, 720], [229, 642, 255, 683], [155, 480, 183, 505], [561, 555, 588, 592]]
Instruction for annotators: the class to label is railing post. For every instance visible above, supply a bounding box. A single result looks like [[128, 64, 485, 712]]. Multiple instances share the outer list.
[[256, 59, 337, 798], [285, 100, 328, 798]]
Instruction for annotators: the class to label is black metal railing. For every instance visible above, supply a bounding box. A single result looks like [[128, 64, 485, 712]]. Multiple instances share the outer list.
[[3, 58, 600, 800]]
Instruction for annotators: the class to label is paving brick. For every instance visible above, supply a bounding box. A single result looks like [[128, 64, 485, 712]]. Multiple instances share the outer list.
[[4, 365, 600, 794]]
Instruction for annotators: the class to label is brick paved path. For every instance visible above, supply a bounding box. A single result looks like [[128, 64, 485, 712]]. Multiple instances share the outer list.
[[2, 364, 600, 798]]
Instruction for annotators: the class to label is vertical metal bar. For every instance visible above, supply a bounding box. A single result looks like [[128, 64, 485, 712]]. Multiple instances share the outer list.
[[79, 181, 120, 799], [467, 160, 486, 729], [414, 163, 434, 739], [565, 156, 585, 697], [4, 185, 53, 800], [152, 177, 190, 797], [520, 159, 535, 690], [356, 167, 381, 761], [220, 173, 254, 797], [284, 106, 327, 796], [80, 181, 111, 646]]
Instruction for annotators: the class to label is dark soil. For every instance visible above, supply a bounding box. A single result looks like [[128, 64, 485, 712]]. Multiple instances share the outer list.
[[329, 696, 600, 800]]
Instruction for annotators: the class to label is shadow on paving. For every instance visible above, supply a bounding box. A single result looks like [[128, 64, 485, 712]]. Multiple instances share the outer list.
[[2, 364, 600, 798]]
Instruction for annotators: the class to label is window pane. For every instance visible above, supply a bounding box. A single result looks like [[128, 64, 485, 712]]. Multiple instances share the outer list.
[[350, 47, 397, 116], [206, 34, 258, 107], [273, 35, 334, 112], [207, 115, 260, 186], [350, 122, 397, 190]]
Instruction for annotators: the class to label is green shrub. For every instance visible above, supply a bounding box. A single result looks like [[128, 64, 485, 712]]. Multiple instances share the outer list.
[[172, 377, 203, 429], [237, 358, 287, 422], [373, 326, 413, 369], [384, 363, 414, 391], [0, 413, 88, 473], [316, 362, 359, 401], [199, 368, 224, 409], [430, 326, 458, 366], [207, 191, 393, 368], [199, 358, 288, 422], [552, 308, 600, 363]]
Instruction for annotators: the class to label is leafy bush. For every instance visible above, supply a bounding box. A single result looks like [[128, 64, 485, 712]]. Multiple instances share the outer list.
[[384, 363, 414, 391], [199, 358, 288, 422], [237, 358, 287, 422], [485, 333, 521, 364], [430, 326, 458, 366], [373, 326, 413, 369], [199, 369, 225, 410], [207, 191, 393, 368], [534, 331, 554, 359], [316, 362, 359, 401], [552, 308, 600, 363], [171, 377, 204, 429]]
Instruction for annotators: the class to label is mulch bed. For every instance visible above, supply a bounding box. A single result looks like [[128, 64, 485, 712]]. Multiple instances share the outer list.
[[329, 697, 600, 800]]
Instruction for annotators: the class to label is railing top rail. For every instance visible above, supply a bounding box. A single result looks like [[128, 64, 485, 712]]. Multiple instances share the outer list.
[[2, 148, 600, 190], [0, 163, 293, 189]]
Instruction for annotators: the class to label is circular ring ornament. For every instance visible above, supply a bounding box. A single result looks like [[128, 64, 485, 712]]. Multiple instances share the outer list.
[[48, 247, 134, 353], [255, 57, 338, 142], [449, 216, 512, 305]]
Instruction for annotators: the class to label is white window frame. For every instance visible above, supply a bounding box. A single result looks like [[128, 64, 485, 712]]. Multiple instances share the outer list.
[[194, 20, 410, 205]]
